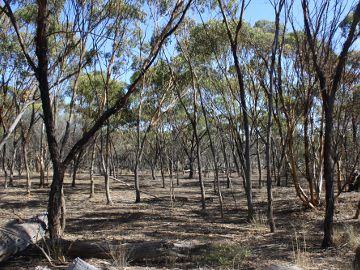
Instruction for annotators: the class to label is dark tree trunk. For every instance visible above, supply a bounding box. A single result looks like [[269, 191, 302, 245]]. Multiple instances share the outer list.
[[322, 97, 335, 248], [48, 164, 65, 241]]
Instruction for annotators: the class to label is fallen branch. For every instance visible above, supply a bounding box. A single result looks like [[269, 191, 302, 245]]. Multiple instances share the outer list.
[[0, 213, 47, 263], [106, 175, 161, 199]]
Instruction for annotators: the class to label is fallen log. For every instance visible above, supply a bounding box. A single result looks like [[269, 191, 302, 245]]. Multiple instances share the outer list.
[[35, 258, 100, 270], [0, 213, 47, 263], [63, 240, 196, 262], [65, 257, 101, 270]]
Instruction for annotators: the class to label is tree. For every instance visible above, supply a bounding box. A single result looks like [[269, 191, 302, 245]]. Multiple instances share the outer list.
[[217, 0, 255, 221], [2, 0, 193, 241], [301, 0, 360, 248]]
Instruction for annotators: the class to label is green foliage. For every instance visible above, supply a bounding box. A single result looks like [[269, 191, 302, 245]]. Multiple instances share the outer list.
[[339, 11, 360, 36], [14, 4, 37, 24], [187, 20, 229, 62], [195, 243, 251, 268], [74, 72, 135, 127], [106, 0, 145, 20]]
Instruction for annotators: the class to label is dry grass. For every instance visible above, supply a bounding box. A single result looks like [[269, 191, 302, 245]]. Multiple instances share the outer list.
[[292, 231, 312, 270], [333, 224, 360, 250], [108, 244, 130, 269]]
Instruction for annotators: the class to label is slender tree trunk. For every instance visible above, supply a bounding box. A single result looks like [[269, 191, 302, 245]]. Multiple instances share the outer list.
[[23, 142, 31, 195], [304, 111, 315, 204], [256, 139, 262, 188], [221, 136, 231, 189], [9, 140, 17, 187], [231, 142, 240, 177], [2, 146, 8, 189], [72, 148, 83, 188], [105, 124, 113, 205], [39, 123, 45, 188], [315, 108, 325, 204], [195, 131, 206, 211], [151, 165, 156, 180], [176, 160, 180, 186], [188, 156, 195, 179], [89, 140, 96, 198]]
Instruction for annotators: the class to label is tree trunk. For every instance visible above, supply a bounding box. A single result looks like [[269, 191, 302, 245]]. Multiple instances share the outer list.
[[2, 146, 8, 189], [322, 96, 335, 248], [23, 142, 31, 195], [39, 123, 45, 188], [72, 148, 84, 188], [304, 111, 315, 204], [104, 125, 113, 205], [256, 138, 262, 188], [47, 164, 66, 241], [89, 140, 96, 198]]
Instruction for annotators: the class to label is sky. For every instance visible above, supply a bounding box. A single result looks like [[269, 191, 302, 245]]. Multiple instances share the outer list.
[[243, 0, 287, 24]]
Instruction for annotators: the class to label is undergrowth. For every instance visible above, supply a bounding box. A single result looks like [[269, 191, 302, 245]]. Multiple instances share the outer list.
[[195, 243, 251, 269]]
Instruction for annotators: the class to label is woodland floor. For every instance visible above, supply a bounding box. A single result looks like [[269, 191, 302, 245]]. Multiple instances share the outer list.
[[0, 171, 359, 269]]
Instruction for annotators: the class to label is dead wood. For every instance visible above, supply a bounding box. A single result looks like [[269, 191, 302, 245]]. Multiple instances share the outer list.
[[107, 175, 160, 199], [0, 213, 47, 263], [62, 239, 202, 262], [65, 257, 101, 270]]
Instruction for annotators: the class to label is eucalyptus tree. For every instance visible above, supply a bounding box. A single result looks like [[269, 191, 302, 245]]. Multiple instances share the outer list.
[[257, 0, 285, 233], [133, 59, 180, 202], [0, 11, 37, 152], [74, 72, 132, 203], [168, 53, 207, 210], [1, 0, 192, 240], [301, 0, 360, 248], [217, 0, 255, 221]]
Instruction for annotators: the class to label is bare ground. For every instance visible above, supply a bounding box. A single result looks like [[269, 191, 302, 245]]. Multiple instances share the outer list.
[[0, 172, 359, 269]]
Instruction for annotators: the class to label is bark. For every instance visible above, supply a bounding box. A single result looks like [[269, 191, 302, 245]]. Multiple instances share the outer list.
[[47, 165, 65, 241], [322, 98, 335, 248]]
